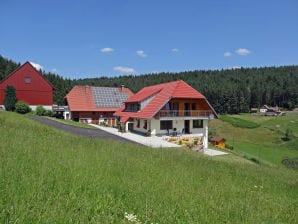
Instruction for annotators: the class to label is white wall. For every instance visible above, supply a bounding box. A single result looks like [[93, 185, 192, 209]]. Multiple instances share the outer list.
[[30, 105, 52, 111], [129, 118, 209, 148], [63, 111, 71, 120], [0, 104, 52, 111], [133, 118, 149, 133], [203, 120, 208, 149]]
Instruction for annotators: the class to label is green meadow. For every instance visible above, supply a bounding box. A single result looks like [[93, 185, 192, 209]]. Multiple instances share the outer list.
[[210, 112, 298, 166], [0, 112, 297, 223]]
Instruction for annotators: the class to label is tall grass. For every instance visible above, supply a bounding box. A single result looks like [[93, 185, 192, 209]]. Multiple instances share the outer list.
[[1, 112, 297, 223]]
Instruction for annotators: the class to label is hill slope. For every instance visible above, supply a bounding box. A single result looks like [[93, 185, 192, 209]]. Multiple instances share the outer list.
[[0, 112, 297, 223], [209, 112, 298, 166]]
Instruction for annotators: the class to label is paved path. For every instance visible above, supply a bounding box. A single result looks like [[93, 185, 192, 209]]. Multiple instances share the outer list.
[[29, 115, 137, 145], [30, 116, 227, 156], [90, 124, 228, 156], [89, 124, 180, 148]]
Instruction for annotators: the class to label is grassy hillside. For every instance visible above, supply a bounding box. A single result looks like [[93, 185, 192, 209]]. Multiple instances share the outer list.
[[209, 112, 298, 166], [1, 112, 297, 223]]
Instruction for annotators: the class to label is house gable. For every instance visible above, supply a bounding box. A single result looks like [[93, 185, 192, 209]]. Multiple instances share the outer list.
[[0, 62, 54, 105], [115, 80, 218, 120]]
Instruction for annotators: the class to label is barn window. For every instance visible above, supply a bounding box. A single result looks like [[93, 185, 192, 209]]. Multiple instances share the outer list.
[[25, 77, 31, 84]]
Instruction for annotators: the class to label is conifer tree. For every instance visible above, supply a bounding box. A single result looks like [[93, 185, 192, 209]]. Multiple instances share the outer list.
[[4, 85, 16, 111]]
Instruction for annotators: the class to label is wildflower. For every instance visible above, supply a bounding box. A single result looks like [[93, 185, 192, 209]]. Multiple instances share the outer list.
[[124, 212, 141, 223], [254, 185, 258, 188]]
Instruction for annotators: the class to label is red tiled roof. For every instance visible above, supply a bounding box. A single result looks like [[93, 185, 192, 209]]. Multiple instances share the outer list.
[[114, 80, 217, 120], [65, 85, 133, 112]]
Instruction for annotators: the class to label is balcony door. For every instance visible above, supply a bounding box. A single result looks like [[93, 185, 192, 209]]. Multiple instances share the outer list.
[[173, 102, 179, 116], [184, 103, 190, 116]]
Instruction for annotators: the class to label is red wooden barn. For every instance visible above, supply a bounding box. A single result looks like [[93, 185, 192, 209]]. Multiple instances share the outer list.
[[0, 62, 54, 110]]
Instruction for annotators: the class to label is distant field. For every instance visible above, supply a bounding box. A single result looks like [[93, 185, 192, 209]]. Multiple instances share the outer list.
[[0, 112, 297, 223], [209, 112, 298, 166], [220, 115, 260, 128]]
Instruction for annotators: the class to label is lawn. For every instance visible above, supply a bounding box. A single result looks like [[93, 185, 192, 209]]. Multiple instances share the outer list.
[[0, 112, 297, 223], [209, 112, 298, 166], [48, 117, 97, 129]]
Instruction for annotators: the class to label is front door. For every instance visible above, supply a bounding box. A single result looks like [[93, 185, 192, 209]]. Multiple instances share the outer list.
[[184, 120, 190, 134], [128, 122, 134, 131]]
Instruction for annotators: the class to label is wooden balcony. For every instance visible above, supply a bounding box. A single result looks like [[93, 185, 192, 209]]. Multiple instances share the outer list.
[[156, 110, 214, 120]]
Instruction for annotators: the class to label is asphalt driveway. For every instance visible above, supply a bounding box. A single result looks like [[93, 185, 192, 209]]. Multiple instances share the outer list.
[[29, 115, 137, 145]]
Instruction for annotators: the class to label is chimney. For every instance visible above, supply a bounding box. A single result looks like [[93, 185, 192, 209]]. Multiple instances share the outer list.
[[121, 84, 125, 91]]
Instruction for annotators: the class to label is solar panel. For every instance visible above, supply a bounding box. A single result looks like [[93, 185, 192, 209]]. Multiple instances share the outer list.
[[91, 87, 129, 108]]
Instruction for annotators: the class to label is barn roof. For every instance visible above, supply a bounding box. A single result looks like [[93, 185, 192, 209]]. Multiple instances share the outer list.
[[65, 85, 134, 112]]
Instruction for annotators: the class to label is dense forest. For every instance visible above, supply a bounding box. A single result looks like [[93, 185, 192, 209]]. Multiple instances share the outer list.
[[1, 55, 298, 114]]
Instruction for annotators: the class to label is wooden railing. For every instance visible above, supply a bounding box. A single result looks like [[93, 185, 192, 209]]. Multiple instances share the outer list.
[[52, 105, 69, 112], [157, 110, 213, 118]]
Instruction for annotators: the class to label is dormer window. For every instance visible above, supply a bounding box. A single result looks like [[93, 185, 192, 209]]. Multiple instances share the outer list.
[[125, 103, 140, 112], [25, 77, 31, 84]]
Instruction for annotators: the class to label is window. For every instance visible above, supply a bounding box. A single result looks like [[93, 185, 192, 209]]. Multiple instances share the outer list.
[[160, 120, 173, 130], [143, 120, 147, 130], [25, 77, 31, 84], [193, 120, 203, 128], [165, 102, 171, 110], [125, 103, 140, 112], [137, 119, 140, 128], [172, 102, 179, 110]]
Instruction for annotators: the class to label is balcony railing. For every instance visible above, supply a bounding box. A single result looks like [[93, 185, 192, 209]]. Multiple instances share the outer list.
[[157, 110, 213, 118], [52, 105, 69, 112]]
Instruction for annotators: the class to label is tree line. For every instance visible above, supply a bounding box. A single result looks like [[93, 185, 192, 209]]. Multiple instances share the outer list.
[[1, 55, 297, 114]]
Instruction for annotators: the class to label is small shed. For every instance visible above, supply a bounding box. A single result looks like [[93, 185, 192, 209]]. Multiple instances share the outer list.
[[210, 136, 226, 149], [250, 108, 258, 114]]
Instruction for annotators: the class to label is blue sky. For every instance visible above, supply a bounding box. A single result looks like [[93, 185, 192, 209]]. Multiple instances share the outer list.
[[0, 0, 297, 78]]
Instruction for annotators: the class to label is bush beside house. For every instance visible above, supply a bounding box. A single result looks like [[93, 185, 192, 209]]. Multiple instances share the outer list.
[[15, 101, 31, 114]]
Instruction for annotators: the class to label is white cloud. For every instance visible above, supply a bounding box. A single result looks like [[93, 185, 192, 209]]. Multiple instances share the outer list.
[[113, 66, 135, 73], [235, 48, 250, 56], [101, 47, 114, 53], [30, 62, 43, 71], [230, 66, 241, 70], [224, 51, 232, 57], [172, 48, 179, 52], [51, 68, 59, 73], [136, 50, 147, 58]]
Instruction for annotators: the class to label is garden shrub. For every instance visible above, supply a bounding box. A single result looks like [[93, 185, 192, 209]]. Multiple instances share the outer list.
[[225, 144, 234, 150], [15, 101, 31, 114], [44, 110, 54, 117], [36, 106, 46, 116]]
